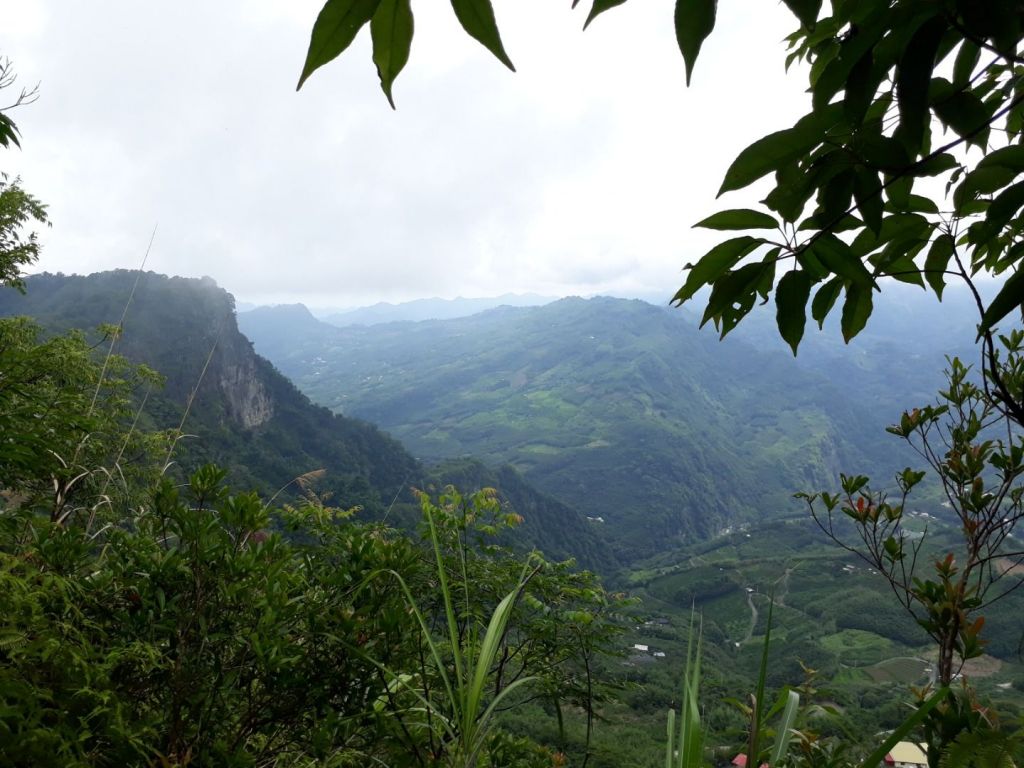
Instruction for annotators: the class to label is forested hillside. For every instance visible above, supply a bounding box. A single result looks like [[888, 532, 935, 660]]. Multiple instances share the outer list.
[[241, 296, 920, 558], [0, 271, 614, 570], [0, 271, 416, 513]]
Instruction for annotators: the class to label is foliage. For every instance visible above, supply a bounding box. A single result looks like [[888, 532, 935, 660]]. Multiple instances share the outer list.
[[0, 58, 46, 291], [1, 462, 624, 765], [0, 316, 165, 524], [798, 338, 1024, 764], [0, 176, 47, 292], [389, 485, 629, 766], [800, 348, 1024, 688], [0, 466, 422, 766], [663, 613, 704, 768]]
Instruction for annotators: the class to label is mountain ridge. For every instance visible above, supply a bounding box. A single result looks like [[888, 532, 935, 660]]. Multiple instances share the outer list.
[[239, 295, 917, 559]]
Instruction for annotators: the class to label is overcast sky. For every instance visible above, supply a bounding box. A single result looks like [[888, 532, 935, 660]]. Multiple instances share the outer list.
[[2, 1, 809, 309]]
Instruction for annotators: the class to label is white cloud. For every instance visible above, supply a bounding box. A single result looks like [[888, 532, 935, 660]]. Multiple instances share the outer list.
[[0, 0, 810, 307]]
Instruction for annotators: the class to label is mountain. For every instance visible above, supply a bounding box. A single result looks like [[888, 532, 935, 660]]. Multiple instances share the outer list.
[[0, 271, 614, 571], [0, 271, 417, 512], [239, 296, 919, 560], [312, 293, 555, 326]]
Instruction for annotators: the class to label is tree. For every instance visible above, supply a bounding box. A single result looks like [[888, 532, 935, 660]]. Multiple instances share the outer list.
[[0, 58, 46, 291], [294, 0, 1024, 421]]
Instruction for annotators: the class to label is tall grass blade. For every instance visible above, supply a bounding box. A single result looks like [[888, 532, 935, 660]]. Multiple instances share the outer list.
[[747, 591, 774, 768], [665, 708, 676, 768], [858, 687, 949, 768], [769, 689, 800, 765]]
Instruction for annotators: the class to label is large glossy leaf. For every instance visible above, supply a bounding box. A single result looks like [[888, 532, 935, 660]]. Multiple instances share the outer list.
[[894, 16, 945, 152], [924, 233, 954, 299], [694, 209, 778, 231], [850, 213, 930, 257], [451, 0, 515, 71], [584, 0, 629, 29], [986, 180, 1024, 232], [841, 282, 873, 342], [934, 88, 993, 148], [673, 236, 761, 304], [775, 270, 812, 355], [843, 50, 875, 125], [978, 145, 1024, 172], [298, 0, 383, 90], [675, 0, 717, 86], [952, 40, 980, 87], [981, 267, 1024, 333], [702, 259, 775, 334], [719, 103, 842, 195], [811, 276, 843, 329], [371, 0, 414, 108], [854, 167, 884, 233], [810, 234, 873, 286], [812, 11, 887, 111]]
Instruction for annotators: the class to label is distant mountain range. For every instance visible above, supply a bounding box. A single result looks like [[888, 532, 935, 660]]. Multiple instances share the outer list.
[[314, 293, 556, 326], [238, 293, 971, 559]]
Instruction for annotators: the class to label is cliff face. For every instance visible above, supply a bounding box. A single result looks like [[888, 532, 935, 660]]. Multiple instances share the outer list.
[[219, 353, 274, 428], [0, 271, 419, 511]]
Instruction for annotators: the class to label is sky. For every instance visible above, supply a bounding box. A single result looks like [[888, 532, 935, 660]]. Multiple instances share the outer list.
[[2, 1, 810, 309]]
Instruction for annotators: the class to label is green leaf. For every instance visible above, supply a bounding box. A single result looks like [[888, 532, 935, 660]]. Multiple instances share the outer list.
[[981, 268, 1024, 333], [694, 209, 778, 231], [775, 270, 812, 355], [986, 180, 1024, 231], [843, 50, 875, 125], [952, 40, 980, 88], [371, 0, 414, 109], [810, 234, 873, 286], [675, 0, 717, 86], [584, 0, 629, 29], [0, 114, 20, 149], [924, 233, 954, 299], [781, 0, 821, 29], [673, 236, 761, 304], [955, 165, 1019, 211], [719, 104, 842, 195], [841, 283, 873, 342], [912, 153, 958, 177], [818, 167, 856, 224], [850, 212, 930, 257], [770, 689, 801, 765], [934, 88, 992, 148], [298, 0, 382, 90], [885, 193, 939, 214], [701, 259, 774, 334], [894, 16, 945, 152], [451, 0, 515, 71], [978, 145, 1024, 173], [857, 133, 910, 172]]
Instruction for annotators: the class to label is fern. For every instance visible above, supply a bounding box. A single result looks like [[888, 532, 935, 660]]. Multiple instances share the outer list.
[[939, 731, 1018, 768], [0, 629, 27, 652]]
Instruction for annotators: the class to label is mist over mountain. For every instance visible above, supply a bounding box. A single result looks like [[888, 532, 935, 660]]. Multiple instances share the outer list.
[[238, 294, 955, 559], [315, 293, 556, 326]]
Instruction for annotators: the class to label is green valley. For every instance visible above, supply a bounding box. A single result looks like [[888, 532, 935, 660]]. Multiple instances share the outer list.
[[240, 296, 920, 559]]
